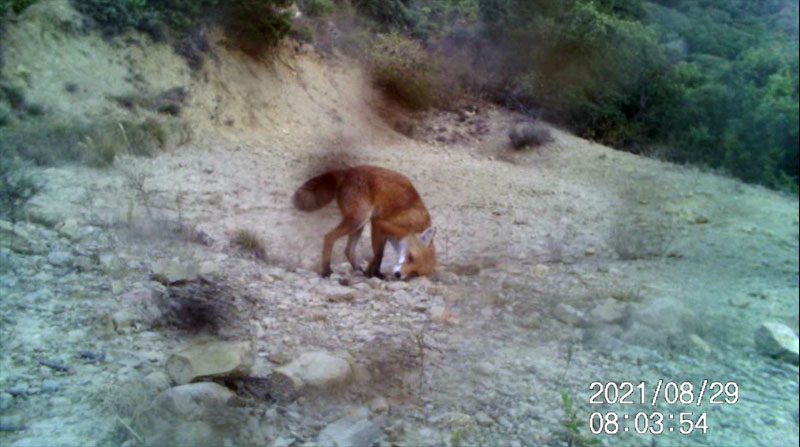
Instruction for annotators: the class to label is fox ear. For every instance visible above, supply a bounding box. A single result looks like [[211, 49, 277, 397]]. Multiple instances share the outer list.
[[419, 226, 436, 247]]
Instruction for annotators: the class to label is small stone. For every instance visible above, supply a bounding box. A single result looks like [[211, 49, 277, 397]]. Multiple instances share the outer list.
[[553, 303, 585, 327], [324, 284, 356, 303], [440, 412, 473, 427], [144, 371, 172, 392], [584, 249, 596, 256], [47, 249, 72, 267], [167, 340, 253, 385], [317, 416, 384, 447], [588, 299, 628, 325], [475, 412, 493, 426], [58, 219, 82, 240], [351, 363, 372, 386], [154, 382, 235, 420], [694, 215, 709, 224], [269, 351, 352, 401], [151, 258, 198, 284], [40, 379, 59, 393], [368, 396, 389, 413], [755, 322, 799, 364], [112, 310, 137, 332], [0, 392, 13, 411], [473, 362, 496, 376], [433, 271, 458, 285]]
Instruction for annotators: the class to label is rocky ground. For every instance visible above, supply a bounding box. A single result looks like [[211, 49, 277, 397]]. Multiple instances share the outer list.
[[1, 2, 799, 447]]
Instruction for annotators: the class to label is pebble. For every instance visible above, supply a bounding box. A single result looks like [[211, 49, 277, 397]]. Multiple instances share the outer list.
[[475, 412, 494, 426]]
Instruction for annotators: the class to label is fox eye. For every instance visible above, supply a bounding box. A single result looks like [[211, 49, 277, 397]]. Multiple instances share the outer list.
[[407, 254, 415, 263]]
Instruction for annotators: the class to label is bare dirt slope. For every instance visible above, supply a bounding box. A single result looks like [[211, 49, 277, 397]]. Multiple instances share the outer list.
[[1, 2, 798, 447]]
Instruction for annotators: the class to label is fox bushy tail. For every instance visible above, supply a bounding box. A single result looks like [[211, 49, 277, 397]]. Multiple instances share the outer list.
[[292, 171, 343, 211]]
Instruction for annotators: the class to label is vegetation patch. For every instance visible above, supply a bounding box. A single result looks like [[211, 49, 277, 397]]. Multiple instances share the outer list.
[[231, 229, 267, 261], [367, 31, 443, 110], [0, 119, 168, 167], [0, 156, 40, 223], [72, 0, 294, 61]]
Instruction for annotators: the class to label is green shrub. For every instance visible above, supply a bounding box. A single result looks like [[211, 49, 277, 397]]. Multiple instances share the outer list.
[[72, 0, 294, 59], [368, 31, 439, 110], [302, 0, 335, 17], [0, 0, 39, 16], [1, 81, 25, 110], [290, 24, 313, 43], [0, 119, 167, 167], [0, 156, 40, 223]]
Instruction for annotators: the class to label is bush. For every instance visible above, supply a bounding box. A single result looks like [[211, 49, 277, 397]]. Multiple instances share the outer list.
[[302, 0, 335, 17], [368, 31, 439, 110], [0, 119, 167, 167], [0, 157, 40, 223], [0, 0, 38, 16], [72, 0, 294, 60]]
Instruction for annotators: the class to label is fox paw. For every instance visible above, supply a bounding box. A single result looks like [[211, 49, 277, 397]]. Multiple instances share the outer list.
[[321, 268, 333, 278]]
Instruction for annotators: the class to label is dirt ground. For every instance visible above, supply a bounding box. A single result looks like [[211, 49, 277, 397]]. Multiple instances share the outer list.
[[1, 2, 798, 447]]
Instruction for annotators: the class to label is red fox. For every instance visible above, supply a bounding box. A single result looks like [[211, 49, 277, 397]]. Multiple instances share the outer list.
[[293, 165, 436, 279]]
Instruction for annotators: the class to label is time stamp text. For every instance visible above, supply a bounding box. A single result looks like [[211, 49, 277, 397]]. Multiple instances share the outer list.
[[588, 380, 740, 435]]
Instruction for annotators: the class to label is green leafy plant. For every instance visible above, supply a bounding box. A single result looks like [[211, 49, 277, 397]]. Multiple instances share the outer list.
[[560, 391, 600, 447]]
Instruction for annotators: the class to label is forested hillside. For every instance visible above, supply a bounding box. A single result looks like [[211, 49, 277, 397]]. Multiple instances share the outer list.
[[352, 0, 799, 190]]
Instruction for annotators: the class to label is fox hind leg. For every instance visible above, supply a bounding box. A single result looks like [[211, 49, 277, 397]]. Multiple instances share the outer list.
[[322, 218, 365, 277]]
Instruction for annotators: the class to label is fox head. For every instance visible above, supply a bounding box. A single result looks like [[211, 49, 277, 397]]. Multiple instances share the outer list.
[[393, 227, 437, 280]]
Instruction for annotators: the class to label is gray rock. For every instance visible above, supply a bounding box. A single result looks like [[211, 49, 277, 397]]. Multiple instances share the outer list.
[[473, 361, 496, 376], [155, 382, 235, 421], [167, 340, 253, 385], [111, 310, 138, 332], [144, 371, 172, 392], [145, 383, 235, 447], [0, 392, 13, 411], [120, 288, 164, 328], [755, 322, 799, 364], [368, 396, 389, 413], [269, 351, 352, 401], [552, 303, 585, 326], [40, 379, 60, 393], [317, 416, 384, 447], [151, 258, 198, 284], [47, 249, 73, 267], [57, 218, 82, 241], [588, 298, 628, 325], [0, 223, 34, 255], [475, 412, 494, 426]]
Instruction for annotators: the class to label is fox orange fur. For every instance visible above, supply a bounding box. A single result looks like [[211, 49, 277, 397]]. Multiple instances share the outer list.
[[293, 165, 436, 279]]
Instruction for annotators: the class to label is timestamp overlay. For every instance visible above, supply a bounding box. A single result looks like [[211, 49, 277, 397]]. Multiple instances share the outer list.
[[585, 380, 740, 439]]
